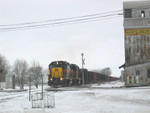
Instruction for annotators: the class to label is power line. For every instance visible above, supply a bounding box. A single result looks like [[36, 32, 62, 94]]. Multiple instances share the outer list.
[[0, 10, 122, 27], [1, 15, 122, 32], [0, 15, 121, 31], [0, 3, 150, 32], [0, 10, 123, 32], [1, 13, 120, 28]]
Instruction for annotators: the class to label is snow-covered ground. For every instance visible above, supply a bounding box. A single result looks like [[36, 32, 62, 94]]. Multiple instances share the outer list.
[[91, 80, 125, 88], [0, 81, 150, 113]]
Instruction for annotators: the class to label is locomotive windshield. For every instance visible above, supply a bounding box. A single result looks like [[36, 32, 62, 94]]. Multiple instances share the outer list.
[[49, 61, 68, 69]]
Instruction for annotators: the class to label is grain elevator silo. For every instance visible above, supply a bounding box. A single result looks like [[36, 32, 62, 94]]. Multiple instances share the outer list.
[[123, 1, 150, 86]]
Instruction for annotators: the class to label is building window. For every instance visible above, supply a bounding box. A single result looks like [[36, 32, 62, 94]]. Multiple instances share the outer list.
[[136, 70, 140, 76], [137, 44, 140, 53], [141, 11, 145, 17], [147, 69, 150, 78], [124, 9, 132, 18]]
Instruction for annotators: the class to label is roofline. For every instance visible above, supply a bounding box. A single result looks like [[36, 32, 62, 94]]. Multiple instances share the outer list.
[[123, 0, 150, 9]]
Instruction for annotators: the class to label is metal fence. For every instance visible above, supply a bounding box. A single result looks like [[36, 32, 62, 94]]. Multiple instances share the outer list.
[[31, 92, 55, 108]]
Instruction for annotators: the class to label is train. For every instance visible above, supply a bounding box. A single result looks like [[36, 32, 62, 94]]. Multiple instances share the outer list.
[[48, 61, 118, 87]]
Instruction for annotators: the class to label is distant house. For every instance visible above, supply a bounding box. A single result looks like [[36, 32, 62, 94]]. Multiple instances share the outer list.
[[120, 71, 125, 82], [0, 70, 6, 89], [0, 73, 13, 89]]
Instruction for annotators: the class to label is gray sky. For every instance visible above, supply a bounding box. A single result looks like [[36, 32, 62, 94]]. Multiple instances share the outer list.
[[0, 0, 140, 77]]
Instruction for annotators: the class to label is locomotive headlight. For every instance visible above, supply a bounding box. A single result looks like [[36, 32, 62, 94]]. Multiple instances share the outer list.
[[60, 78, 63, 81], [50, 78, 53, 81]]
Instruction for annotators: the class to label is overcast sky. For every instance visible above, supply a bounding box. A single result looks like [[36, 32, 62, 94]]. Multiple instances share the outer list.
[[0, 0, 141, 77]]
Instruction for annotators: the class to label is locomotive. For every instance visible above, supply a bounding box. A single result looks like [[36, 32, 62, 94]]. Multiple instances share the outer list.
[[48, 61, 118, 87]]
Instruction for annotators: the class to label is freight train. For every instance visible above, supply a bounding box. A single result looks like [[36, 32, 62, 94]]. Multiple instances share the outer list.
[[48, 61, 118, 87]]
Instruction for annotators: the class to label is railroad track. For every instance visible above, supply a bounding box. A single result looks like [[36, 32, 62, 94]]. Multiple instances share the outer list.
[[0, 88, 41, 103], [45, 85, 150, 92], [0, 91, 28, 103]]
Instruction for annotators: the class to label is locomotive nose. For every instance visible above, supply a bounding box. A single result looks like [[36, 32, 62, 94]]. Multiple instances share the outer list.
[[52, 68, 63, 78]]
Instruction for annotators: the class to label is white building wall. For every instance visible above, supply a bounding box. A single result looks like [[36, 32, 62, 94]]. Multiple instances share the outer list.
[[0, 82, 6, 89], [125, 62, 150, 86], [6, 75, 13, 89]]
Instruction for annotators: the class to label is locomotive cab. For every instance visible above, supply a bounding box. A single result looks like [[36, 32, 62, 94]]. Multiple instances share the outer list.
[[48, 61, 71, 86]]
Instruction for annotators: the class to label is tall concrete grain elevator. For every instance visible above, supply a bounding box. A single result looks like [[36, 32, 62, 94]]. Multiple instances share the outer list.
[[123, 1, 150, 86]]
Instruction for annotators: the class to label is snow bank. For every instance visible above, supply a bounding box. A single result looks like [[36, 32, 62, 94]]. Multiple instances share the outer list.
[[91, 80, 125, 88]]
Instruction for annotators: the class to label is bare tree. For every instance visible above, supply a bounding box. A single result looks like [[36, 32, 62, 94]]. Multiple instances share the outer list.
[[0, 54, 10, 87], [29, 60, 43, 88], [13, 59, 28, 89]]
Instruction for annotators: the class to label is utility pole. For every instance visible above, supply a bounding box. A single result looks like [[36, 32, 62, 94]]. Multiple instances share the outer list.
[[0, 70, 1, 89], [12, 75, 15, 89], [41, 74, 43, 100], [81, 53, 85, 85], [29, 75, 31, 101]]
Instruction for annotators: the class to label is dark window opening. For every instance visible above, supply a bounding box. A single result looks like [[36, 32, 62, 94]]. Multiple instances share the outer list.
[[137, 45, 140, 53], [136, 70, 140, 76], [141, 11, 145, 17], [147, 69, 150, 78], [124, 9, 132, 18]]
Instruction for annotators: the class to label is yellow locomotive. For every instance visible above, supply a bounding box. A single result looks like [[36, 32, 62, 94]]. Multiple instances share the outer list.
[[48, 61, 119, 87], [48, 61, 72, 86]]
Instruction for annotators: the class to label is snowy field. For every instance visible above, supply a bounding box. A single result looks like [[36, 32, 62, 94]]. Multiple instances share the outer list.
[[0, 81, 150, 113]]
